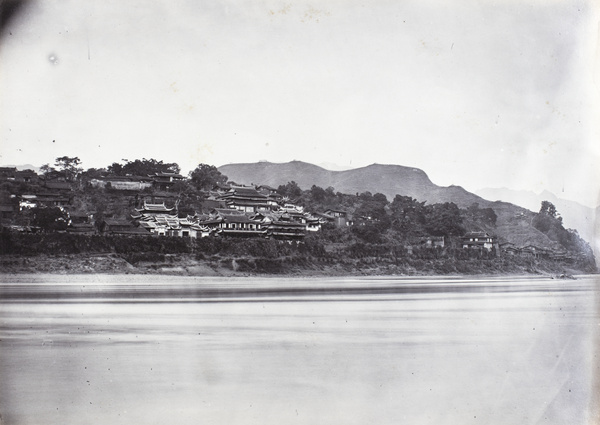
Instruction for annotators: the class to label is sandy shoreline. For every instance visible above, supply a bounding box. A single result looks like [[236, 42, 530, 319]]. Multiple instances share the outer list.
[[1, 271, 594, 284]]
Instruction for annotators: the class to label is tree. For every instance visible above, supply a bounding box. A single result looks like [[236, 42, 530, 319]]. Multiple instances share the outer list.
[[465, 202, 497, 226], [532, 202, 593, 264], [31, 206, 69, 231], [171, 179, 192, 194], [351, 224, 384, 243], [310, 185, 326, 202], [424, 202, 464, 236], [54, 156, 83, 181], [480, 208, 497, 225], [390, 195, 426, 235], [534, 201, 563, 233], [189, 164, 228, 190], [467, 202, 480, 217], [81, 167, 107, 181], [107, 158, 181, 176], [373, 193, 388, 204], [106, 162, 124, 175], [277, 181, 302, 199], [39, 164, 56, 176], [355, 192, 389, 225], [539, 201, 558, 218]]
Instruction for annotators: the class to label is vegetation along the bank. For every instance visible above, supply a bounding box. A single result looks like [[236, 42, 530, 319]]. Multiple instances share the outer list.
[[0, 157, 595, 275]]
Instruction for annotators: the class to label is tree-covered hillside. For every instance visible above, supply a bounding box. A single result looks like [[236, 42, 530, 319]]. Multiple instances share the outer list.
[[0, 156, 596, 274]]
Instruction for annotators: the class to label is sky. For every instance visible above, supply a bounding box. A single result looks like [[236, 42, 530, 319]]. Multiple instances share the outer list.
[[1, 0, 599, 207]]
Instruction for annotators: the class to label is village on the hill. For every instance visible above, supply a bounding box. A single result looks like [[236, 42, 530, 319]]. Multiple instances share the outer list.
[[0, 157, 596, 274], [1, 163, 340, 240]]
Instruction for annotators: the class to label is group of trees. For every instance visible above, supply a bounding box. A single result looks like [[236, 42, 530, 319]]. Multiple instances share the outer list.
[[27, 157, 471, 241], [13, 156, 595, 267], [276, 182, 468, 243], [39, 158, 230, 194], [106, 158, 181, 176], [533, 200, 593, 260], [189, 164, 228, 190], [40, 156, 83, 181]]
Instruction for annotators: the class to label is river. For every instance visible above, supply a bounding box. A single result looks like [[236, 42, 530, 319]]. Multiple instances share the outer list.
[[0, 274, 598, 425]]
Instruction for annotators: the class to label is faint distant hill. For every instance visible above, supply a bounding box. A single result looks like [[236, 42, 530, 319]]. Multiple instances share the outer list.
[[475, 187, 597, 247], [219, 161, 488, 208], [2, 164, 40, 172]]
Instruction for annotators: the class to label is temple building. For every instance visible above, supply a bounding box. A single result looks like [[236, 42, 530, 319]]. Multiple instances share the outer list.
[[132, 201, 177, 219], [217, 186, 278, 212]]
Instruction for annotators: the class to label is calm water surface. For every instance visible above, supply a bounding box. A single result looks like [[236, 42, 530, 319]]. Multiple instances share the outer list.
[[1, 274, 598, 425]]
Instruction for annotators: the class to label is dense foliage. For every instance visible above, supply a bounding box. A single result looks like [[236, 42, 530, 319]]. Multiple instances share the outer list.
[[107, 158, 181, 176], [533, 201, 594, 261], [30, 207, 70, 231], [54, 156, 83, 181], [189, 164, 228, 190], [1, 156, 596, 274]]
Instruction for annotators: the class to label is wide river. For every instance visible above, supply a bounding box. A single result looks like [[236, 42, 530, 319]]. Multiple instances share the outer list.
[[0, 274, 598, 425]]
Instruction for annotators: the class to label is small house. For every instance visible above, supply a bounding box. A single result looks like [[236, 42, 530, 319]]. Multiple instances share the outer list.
[[461, 231, 498, 251], [0, 205, 15, 221], [418, 236, 445, 248], [519, 245, 549, 259], [323, 209, 352, 227], [100, 219, 149, 236], [152, 172, 185, 190], [499, 242, 518, 255]]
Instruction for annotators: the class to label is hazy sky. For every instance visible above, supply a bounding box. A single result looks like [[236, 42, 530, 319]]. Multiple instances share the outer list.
[[1, 0, 598, 207]]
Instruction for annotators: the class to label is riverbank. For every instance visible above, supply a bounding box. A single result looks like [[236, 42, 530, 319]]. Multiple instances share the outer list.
[[0, 252, 589, 277], [2, 231, 595, 277]]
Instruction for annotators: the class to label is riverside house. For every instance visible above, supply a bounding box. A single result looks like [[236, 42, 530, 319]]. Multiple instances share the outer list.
[[499, 242, 519, 255], [207, 208, 266, 237], [461, 231, 498, 251]]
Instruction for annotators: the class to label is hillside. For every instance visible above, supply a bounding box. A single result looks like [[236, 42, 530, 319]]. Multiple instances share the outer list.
[[219, 161, 489, 208], [218, 161, 591, 254], [476, 187, 597, 246], [0, 157, 595, 273]]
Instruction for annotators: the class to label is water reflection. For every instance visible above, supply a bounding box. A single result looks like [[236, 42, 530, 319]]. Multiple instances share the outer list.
[[0, 275, 598, 425]]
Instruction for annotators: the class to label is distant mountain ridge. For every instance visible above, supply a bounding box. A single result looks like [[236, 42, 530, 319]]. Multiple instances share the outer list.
[[219, 161, 489, 209], [2, 164, 40, 172]]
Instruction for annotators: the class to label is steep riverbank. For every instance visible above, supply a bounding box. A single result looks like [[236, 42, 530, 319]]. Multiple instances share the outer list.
[[2, 232, 593, 277], [0, 252, 588, 277]]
